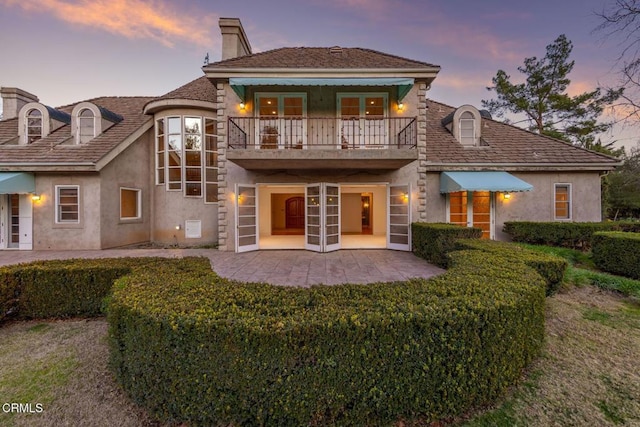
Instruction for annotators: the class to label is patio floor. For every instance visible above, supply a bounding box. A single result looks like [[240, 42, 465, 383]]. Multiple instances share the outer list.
[[0, 249, 445, 287]]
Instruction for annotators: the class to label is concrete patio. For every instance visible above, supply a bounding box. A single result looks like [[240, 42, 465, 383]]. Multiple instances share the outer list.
[[0, 249, 444, 287]]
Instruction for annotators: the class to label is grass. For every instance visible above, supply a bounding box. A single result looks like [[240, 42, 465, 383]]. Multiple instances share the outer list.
[[0, 320, 160, 427], [458, 244, 640, 426], [518, 243, 640, 299]]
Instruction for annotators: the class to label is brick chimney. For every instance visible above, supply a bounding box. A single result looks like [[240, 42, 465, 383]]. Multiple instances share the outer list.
[[1, 87, 39, 120], [219, 18, 252, 60]]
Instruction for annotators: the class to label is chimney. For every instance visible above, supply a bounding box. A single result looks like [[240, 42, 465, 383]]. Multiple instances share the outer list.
[[219, 18, 252, 60], [1, 87, 39, 120]]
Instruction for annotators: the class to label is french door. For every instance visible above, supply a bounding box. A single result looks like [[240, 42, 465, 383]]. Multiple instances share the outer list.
[[387, 184, 411, 251], [448, 191, 494, 239], [305, 183, 341, 252], [235, 184, 259, 252]]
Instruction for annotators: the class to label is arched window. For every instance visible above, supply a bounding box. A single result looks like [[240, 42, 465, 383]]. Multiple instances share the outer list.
[[26, 109, 42, 143], [459, 111, 475, 146], [78, 108, 95, 143]]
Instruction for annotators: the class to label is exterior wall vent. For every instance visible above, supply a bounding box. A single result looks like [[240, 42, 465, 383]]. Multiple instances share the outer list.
[[185, 220, 202, 239]]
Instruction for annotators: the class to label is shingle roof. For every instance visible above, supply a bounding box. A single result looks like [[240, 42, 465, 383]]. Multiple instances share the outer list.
[[152, 76, 216, 103], [425, 100, 619, 167], [0, 96, 154, 168], [205, 47, 440, 70]]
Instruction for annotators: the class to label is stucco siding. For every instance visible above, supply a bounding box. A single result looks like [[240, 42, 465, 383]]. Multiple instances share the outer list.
[[424, 171, 603, 241], [33, 173, 101, 250], [99, 131, 152, 248]]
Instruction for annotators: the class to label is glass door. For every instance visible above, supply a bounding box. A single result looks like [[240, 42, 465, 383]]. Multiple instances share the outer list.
[[305, 183, 341, 252], [338, 94, 388, 149], [256, 94, 306, 149], [324, 184, 341, 252], [236, 184, 259, 252], [387, 184, 411, 251], [305, 184, 322, 252], [472, 191, 493, 239]]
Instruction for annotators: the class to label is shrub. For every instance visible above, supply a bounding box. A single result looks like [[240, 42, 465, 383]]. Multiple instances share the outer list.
[[592, 232, 640, 280], [108, 255, 545, 426], [503, 221, 640, 250], [412, 222, 482, 267], [455, 240, 568, 295], [0, 258, 182, 321]]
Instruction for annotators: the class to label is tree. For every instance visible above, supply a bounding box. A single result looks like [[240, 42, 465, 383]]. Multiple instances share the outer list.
[[482, 34, 621, 147], [595, 0, 640, 123], [605, 142, 640, 219]]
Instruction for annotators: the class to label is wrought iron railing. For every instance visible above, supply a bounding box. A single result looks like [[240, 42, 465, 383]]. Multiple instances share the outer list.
[[228, 117, 417, 149]]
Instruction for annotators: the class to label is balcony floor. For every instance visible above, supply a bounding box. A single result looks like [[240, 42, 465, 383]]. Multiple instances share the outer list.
[[226, 148, 418, 169]]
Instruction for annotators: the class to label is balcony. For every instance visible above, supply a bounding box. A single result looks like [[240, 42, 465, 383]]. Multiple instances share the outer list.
[[226, 116, 418, 170]]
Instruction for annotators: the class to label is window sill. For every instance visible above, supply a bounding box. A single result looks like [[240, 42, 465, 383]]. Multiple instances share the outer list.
[[52, 222, 83, 229], [119, 218, 143, 224]]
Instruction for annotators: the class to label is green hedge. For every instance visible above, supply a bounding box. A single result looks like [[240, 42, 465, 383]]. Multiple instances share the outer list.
[[0, 258, 174, 321], [454, 240, 568, 295], [503, 221, 640, 250], [108, 253, 545, 426], [592, 232, 640, 279], [412, 222, 482, 267]]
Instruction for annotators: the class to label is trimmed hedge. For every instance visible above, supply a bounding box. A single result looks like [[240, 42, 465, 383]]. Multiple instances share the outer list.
[[0, 258, 171, 321], [108, 252, 545, 426], [454, 240, 568, 295], [592, 232, 640, 280], [412, 222, 482, 267], [503, 221, 640, 250]]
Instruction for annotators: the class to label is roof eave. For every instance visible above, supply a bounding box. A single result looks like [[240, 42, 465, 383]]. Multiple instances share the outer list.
[[204, 67, 440, 80], [0, 163, 97, 172], [423, 162, 621, 172], [144, 99, 218, 115]]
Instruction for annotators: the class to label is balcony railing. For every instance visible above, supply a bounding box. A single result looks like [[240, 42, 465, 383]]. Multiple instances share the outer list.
[[228, 117, 417, 150]]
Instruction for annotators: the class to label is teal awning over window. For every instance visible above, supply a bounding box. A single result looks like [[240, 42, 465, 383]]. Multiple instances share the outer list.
[[0, 172, 35, 194], [229, 77, 414, 102], [440, 171, 533, 193]]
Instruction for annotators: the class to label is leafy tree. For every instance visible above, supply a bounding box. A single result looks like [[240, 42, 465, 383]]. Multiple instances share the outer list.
[[595, 0, 640, 123], [482, 34, 621, 147], [605, 142, 640, 219]]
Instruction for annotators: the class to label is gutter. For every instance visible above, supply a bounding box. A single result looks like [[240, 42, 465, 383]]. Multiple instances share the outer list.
[[423, 162, 622, 172]]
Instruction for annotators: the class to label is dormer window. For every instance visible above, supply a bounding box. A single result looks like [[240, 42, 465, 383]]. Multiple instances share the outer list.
[[459, 111, 475, 146], [78, 108, 95, 143], [71, 102, 122, 144], [441, 104, 483, 147], [18, 102, 70, 145], [26, 108, 42, 143]]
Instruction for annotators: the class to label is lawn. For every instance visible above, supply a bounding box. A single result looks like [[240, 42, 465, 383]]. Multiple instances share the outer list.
[[0, 246, 639, 426]]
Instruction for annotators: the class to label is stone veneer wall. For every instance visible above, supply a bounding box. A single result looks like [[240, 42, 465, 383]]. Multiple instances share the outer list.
[[216, 82, 230, 251], [416, 82, 428, 222]]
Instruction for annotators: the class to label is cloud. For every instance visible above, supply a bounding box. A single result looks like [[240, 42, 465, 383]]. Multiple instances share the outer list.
[[0, 0, 216, 48]]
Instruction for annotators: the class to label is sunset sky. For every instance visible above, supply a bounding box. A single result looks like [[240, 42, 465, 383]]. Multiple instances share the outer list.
[[0, 0, 636, 149]]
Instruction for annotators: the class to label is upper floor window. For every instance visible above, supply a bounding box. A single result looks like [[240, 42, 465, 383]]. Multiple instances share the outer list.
[[441, 105, 483, 147], [459, 111, 476, 146], [554, 183, 571, 220], [155, 115, 218, 202], [78, 108, 95, 143], [26, 109, 42, 143]]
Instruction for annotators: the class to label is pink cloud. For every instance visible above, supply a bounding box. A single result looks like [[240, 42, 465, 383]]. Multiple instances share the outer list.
[[0, 0, 217, 48]]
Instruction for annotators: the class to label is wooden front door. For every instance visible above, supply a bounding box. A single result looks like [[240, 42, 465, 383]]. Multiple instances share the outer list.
[[285, 196, 305, 229]]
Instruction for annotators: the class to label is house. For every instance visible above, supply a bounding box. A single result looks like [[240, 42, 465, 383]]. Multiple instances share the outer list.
[[0, 18, 619, 252]]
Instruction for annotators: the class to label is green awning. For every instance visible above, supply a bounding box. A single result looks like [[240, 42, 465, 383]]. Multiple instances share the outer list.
[[0, 172, 35, 194], [440, 171, 533, 193], [229, 77, 414, 102]]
